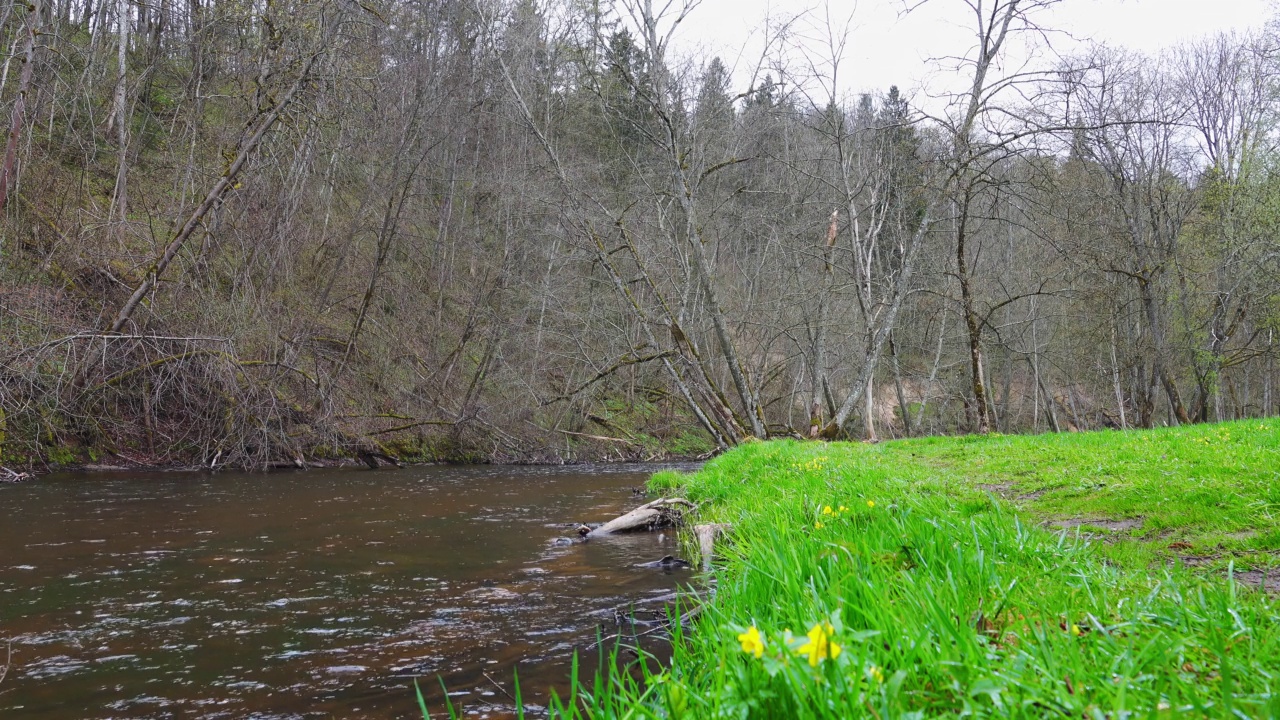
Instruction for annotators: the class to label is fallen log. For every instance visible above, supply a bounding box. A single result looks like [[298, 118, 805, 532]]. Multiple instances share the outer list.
[[358, 451, 404, 469], [585, 497, 695, 538]]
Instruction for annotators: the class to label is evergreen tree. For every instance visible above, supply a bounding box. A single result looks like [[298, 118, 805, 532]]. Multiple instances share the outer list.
[[695, 56, 734, 129]]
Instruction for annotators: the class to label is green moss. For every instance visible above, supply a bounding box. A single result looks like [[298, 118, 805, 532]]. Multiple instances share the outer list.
[[44, 444, 78, 466], [666, 426, 715, 457]]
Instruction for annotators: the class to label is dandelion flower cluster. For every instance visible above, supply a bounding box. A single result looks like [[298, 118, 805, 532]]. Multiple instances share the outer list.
[[792, 456, 830, 473], [734, 620, 843, 668], [796, 622, 841, 667], [814, 501, 872, 528]]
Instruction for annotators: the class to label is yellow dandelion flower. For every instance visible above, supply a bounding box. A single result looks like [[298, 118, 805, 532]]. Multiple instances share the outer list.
[[814, 521, 824, 529], [867, 500, 875, 508], [737, 626, 765, 659], [795, 622, 841, 667], [822, 505, 834, 516]]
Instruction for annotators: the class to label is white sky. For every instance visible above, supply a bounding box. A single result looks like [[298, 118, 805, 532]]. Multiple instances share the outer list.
[[667, 0, 1276, 103]]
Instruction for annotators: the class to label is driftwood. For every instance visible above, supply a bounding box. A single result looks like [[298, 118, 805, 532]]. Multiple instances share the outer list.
[[0, 466, 31, 483], [585, 497, 695, 539]]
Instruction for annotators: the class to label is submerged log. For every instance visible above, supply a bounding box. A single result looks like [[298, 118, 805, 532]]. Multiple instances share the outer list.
[[585, 497, 695, 538], [635, 555, 692, 570]]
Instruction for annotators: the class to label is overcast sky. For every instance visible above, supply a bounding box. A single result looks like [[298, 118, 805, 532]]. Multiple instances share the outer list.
[[664, 0, 1275, 102]]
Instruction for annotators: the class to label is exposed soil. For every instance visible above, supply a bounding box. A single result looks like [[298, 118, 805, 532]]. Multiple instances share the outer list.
[[1231, 569, 1280, 592], [1168, 555, 1280, 593], [1049, 517, 1144, 532], [973, 483, 1051, 501]]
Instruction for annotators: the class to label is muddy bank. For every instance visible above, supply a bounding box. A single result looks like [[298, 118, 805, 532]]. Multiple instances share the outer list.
[[2, 442, 715, 479]]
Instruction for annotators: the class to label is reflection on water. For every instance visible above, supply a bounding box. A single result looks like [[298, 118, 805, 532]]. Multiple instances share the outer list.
[[0, 463, 698, 718]]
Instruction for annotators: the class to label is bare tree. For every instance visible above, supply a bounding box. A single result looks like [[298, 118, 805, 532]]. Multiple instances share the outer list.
[[0, 0, 42, 210], [109, 27, 334, 333], [1070, 45, 1199, 426]]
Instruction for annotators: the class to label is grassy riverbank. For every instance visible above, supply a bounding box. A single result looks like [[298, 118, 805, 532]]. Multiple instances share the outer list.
[[569, 420, 1280, 718]]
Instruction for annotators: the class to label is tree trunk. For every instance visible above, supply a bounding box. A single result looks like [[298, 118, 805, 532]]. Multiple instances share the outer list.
[[1110, 318, 1127, 428], [1137, 276, 1190, 425], [1134, 361, 1154, 428], [956, 205, 990, 435], [1024, 300, 1037, 429], [913, 298, 948, 437], [809, 210, 839, 437], [109, 0, 130, 240], [1034, 366, 1061, 433], [820, 208, 935, 438], [1266, 330, 1274, 417], [676, 174, 767, 439], [889, 332, 911, 437], [863, 375, 878, 442], [0, 0, 41, 211]]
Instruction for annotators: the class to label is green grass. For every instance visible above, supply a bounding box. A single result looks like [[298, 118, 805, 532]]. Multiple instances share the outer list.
[[552, 419, 1280, 718]]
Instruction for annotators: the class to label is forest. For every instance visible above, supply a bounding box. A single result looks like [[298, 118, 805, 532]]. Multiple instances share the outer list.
[[0, 0, 1277, 469]]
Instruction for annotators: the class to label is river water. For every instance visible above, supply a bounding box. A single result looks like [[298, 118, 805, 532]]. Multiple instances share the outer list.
[[0, 464, 696, 719]]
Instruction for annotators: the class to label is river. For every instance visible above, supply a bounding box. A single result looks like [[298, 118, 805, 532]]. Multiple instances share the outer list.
[[0, 463, 696, 718]]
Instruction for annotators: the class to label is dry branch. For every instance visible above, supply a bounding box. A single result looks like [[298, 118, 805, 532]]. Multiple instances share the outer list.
[[541, 350, 676, 405], [367, 419, 456, 435], [108, 46, 329, 333], [1, 332, 315, 470], [1, 467, 32, 482], [556, 429, 644, 448]]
